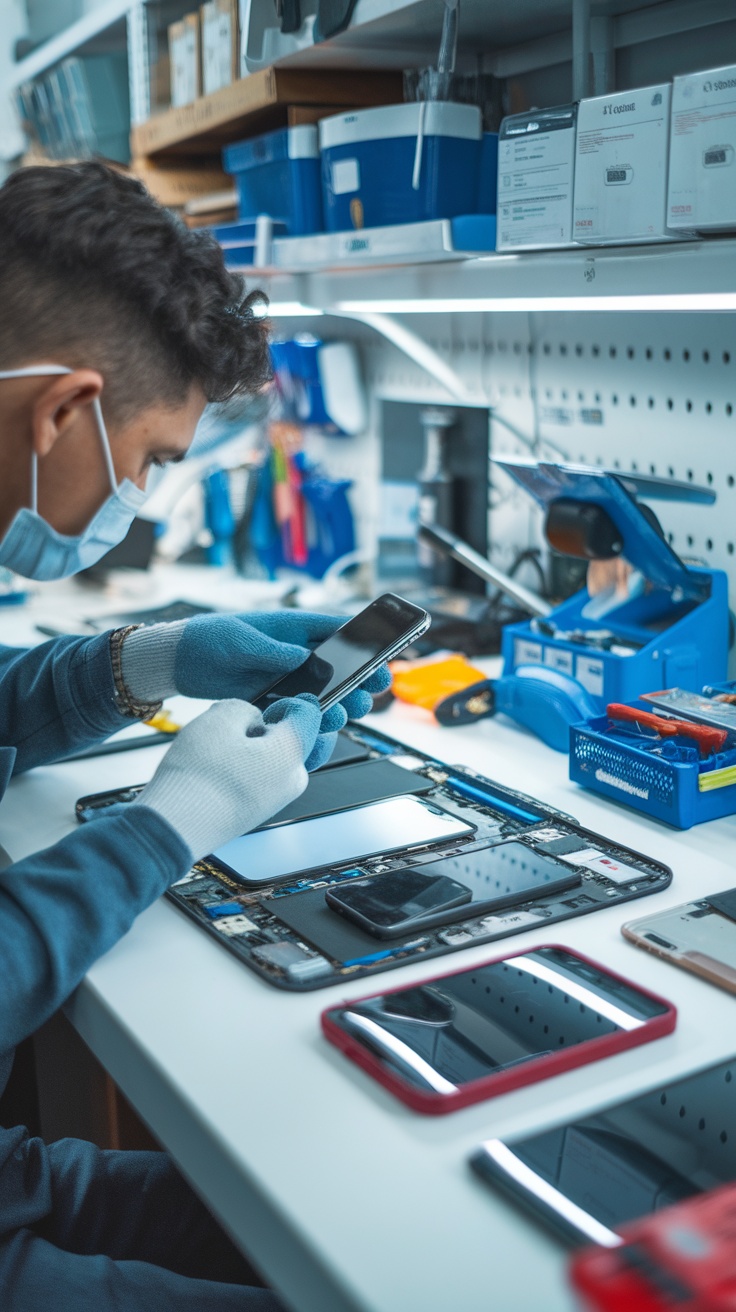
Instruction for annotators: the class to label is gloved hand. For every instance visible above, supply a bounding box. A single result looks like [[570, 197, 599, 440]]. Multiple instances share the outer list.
[[119, 610, 391, 732], [133, 696, 322, 862]]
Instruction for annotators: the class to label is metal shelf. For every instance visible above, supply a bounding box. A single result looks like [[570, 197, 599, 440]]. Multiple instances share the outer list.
[[256, 238, 736, 315]]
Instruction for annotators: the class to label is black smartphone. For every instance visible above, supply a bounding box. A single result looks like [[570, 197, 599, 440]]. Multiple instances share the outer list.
[[252, 593, 430, 712], [322, 946, 675, 1114], [325, 868, 472, 936], [470, 1055, 736, 1246], [324, 840, 582, 939]]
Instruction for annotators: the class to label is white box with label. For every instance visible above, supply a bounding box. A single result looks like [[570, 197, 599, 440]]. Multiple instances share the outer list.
[[668, 64, 736, 230], [573, 83, 682, 244], [496, 104, 577, 251]]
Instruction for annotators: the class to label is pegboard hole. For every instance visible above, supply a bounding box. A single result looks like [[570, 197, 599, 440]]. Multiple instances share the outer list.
[[683, 349, 690, 361], [648, 397, 655, 408], [686, 400, 693, 413], [727, 403, 733, 417], [666, 398, 674, 410], [664, 348, 672, 361], [627, 346, 635, 359], [706, 402, 713, 414], [629, 395, 637, 407], [592, 345, 600, 357], [724, 351, 731, 364], [609, 346, 617, 358], [575, 344, 583, 357], [707, 472, 714, 483], [699, 1118, 706, 1130], [707, 538, 714, 551], [646, 347, 653, 360], [612, 394, 619, 406], [728, 543, 734, 555], [728, 475, 735, 488], [703, 350, 710, 363], [722, 1131, 729, 1143]]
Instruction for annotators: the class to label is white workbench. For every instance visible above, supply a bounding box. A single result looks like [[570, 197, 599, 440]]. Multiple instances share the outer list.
[[3, 574, 736, 1312]]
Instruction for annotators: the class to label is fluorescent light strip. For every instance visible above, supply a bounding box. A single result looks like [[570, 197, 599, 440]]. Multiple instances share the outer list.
[[342, 1012, 457, 1095], [510, 956, 644, 1031], [480, 1140, 622, 1249], [334, 294, 736, 314], [254, 302, 324, 318]]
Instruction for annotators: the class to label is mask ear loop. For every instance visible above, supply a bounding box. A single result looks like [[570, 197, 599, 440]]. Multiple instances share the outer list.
[[91, 396, 119, 493], [0, 366, 73, 512]]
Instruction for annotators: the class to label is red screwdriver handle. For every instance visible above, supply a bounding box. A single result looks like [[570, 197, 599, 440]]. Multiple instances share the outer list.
[[607, 703, 728, 756]]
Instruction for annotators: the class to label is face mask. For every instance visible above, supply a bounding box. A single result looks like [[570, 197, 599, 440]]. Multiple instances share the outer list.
[[0, 365, 147, 581]]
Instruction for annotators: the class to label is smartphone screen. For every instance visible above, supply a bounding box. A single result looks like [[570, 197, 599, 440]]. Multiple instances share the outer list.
[[326, 841, 581, 937], [253, 594, 428, 711], [212, 795, 475, 887], [471, 1054, 736, 1245], [327, 868, 472, 933], [325, 947, 672, 1105]]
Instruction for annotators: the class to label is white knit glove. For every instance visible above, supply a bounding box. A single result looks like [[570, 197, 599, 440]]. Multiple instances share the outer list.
[[133, 696, 321, 862]]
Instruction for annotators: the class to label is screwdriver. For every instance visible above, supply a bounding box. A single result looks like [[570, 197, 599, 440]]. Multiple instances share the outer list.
[[606, 703, 729, 757]]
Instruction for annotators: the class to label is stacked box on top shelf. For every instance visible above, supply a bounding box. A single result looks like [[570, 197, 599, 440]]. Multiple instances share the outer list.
[[668, 63, 736, 231], [573, 84, 688, 245], [496, 104, 577, 251]]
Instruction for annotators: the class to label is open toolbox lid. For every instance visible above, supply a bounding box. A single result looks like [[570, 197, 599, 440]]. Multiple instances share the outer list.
[[493, 457, 714, 604]]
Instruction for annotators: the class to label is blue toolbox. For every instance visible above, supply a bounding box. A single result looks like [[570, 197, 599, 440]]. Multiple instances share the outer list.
[[493, 458, 730, 751], [319, 100, 483, 231], [570, 682, 736, 828], [222, 125, 323, 235]]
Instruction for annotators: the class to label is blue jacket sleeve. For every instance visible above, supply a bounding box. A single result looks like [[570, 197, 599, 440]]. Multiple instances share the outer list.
[[0, 805, 191, 1055], [0, 633, 132, 772]]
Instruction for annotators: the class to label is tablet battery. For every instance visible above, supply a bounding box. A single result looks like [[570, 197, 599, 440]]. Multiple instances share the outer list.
[[212, 796, 475, 887]]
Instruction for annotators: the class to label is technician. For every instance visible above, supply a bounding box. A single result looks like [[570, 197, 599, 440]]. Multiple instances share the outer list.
[[0, 162, 387, 1310]]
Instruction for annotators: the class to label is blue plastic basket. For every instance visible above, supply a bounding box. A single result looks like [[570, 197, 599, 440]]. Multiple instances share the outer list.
[[570, 708, 736, 829]]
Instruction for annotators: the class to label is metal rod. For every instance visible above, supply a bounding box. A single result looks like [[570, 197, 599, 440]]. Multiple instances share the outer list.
[[572, 0, 591, 101], [417, 522, 552, 617]]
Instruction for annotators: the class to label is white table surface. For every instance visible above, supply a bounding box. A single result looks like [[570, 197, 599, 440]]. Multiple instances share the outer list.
[[3, 574, 736, 1312]]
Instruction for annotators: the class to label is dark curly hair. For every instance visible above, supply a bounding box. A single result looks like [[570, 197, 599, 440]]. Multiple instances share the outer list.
[[0, 161, 271, 423]]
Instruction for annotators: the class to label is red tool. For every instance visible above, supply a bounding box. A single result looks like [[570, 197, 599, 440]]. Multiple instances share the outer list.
[[607, 703, 729, 757]]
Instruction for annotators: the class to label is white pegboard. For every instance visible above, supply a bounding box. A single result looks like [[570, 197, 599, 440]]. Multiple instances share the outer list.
[[314, 310, 736, 606]]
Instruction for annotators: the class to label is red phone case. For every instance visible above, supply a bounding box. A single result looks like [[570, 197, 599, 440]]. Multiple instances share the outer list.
[[569, 1182, 736, 1311], [321, 944, 676, 1115]]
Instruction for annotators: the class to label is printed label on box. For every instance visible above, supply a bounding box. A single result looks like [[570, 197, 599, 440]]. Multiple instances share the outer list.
[[575, 654, 604, 697], [544, 645, 574, 674], [332, 158, 360, 196], [514, 639, 543, 666], [668, 64, 736, 230]]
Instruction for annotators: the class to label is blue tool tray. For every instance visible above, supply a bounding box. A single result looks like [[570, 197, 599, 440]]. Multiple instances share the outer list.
[[570, 694, 736, 828], [496, 459, 730, 712]]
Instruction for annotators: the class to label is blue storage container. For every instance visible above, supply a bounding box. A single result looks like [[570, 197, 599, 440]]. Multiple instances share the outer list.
[[319, 101, 482, 232], [222, 125, 323, 235], [570, 702, 736, 829]]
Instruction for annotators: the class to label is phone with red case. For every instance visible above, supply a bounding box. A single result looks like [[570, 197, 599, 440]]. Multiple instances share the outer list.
[[569, 1182, 736, 1312], [321, 944, 676, 1114]]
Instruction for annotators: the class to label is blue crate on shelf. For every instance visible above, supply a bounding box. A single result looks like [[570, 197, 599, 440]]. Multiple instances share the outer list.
[[222, 125, 323, 235]]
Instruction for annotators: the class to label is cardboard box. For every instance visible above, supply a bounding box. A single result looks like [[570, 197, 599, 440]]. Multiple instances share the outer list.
[[573, 83, 680, 244], [668, 64, 736, 231], [201, 0, 238, 97], [497, 104, 577, 250], [169, 13, 201, 109], [130, 157, 230, 208]]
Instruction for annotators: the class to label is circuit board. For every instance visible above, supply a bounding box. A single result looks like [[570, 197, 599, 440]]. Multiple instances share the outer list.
[[160, 724, 673, 990]]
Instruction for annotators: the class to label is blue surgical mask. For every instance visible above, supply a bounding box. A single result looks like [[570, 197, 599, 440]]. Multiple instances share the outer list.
[[0, 365, 147, 581]]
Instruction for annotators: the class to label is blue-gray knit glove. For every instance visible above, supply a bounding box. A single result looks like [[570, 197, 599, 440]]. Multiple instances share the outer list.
[[120, 611, 391, 742], [133, 695, 323, 862]]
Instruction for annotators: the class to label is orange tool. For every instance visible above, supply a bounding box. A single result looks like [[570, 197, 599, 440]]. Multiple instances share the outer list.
[[607, 702, 729, 756]]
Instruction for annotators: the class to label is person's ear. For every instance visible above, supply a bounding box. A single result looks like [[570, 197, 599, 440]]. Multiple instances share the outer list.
[[30, 370, 104, 458]]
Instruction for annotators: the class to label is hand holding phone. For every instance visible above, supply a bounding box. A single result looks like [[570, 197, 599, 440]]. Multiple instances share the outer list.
[[252, 593, 430, 712]]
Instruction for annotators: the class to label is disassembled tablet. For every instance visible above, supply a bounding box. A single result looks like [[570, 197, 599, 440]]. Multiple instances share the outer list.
[[78, 724, 673, 991], [623, 889, 736, 994]]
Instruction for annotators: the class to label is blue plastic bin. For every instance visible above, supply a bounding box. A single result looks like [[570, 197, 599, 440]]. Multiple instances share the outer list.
[[319, 101, 482, 232], [222, 125, 323, 235], [570, 706, 736, 829]]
